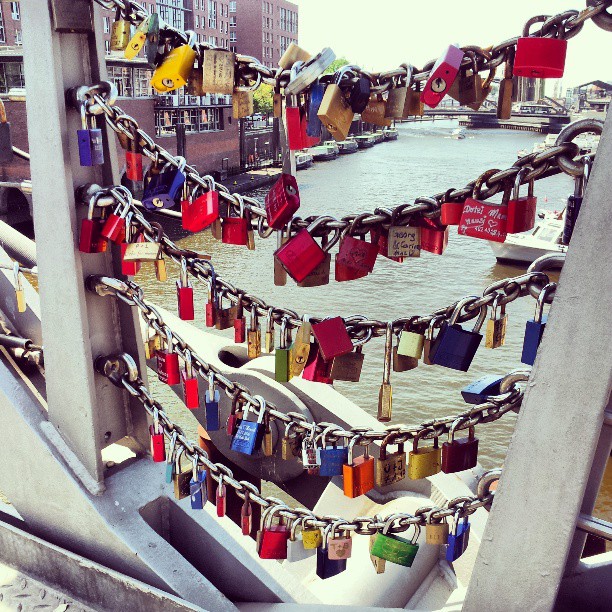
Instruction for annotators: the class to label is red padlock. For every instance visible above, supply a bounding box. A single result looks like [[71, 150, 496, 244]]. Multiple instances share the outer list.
[[182, 184, 219, 233], [370, 226, 403, 263], [176, 258, 195, 320], [156, 329, 181, 385], [241, 492, 253, 536], [181, 351, 200, 409], [506, 167, 537, 234], [311, 316, 354, 362], [514, 17, 567, 78], [257, 506, 289, 560], [216, 475, 227, 517], [334, 254, 368, 282], [300, 109, 320, 148], [441, 419, 479, 473], [274, 219, 338, 283], [302, 342, 333, 383], [286, 105, 304, 150], [265, 173, 300, 229], [121, 214, 143, 276], [440, 194, 465, 226], [335, 233, 378, 277], [421, 44, 464, 108], [149, 410, 166, 462], [101, 198, 130, 244], [221, 198, 249, 245], [419, 216, 449, 255], [79, 196, 108, 254]]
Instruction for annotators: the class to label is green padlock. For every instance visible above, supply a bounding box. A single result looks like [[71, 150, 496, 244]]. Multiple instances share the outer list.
[[275, 317, 294, 383], [370, 514, 421, 567]]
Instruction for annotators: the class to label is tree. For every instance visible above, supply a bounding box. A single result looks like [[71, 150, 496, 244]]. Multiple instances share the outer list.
[[324, 57, 350, 75], [253, 83, 273, 114]]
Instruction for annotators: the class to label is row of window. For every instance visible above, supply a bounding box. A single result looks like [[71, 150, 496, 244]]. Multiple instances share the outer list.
[[263, 14, 298, 33], [155, 107, 223, 137], [0, 61, 24, 93], [0, 2, 21, 45], [107, 65, 155, 98]]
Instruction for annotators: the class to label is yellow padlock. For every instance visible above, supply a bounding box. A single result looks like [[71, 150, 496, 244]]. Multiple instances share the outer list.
[[151, 31, 197, 93], [317, 66, 354, 141], [124, 15, 150, 60], [407, 431, 442, 480], [302, 526, 323, 549]]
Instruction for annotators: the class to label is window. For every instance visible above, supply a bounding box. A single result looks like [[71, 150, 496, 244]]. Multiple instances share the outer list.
[[0, 6, 5, 43], [195, 15, 199, 28], [134, 68, 154, 97], [0, 61, 25, 93], [158, 0, 184, 30], [230, 31, 236, 42], [208, 0, 217, 28], [14, 28, 20, 45], [103, 16, 110, 33], [229, 1, 236, 12], [105, 40, 110, 55], [230, 15, 236, 26], [230, 45, 237, 53], [107, 66, 133, 97], [155, 106, 223, 137], [10, 2, 19, 21], [194, 0, 199, 8]]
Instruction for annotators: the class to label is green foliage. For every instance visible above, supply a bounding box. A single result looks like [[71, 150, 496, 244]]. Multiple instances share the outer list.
[[253, 83, 273, 114], [324, 57, 350, 75]]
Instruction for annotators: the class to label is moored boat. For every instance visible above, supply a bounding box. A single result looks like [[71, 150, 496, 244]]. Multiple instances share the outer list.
[[308, 143, 338, 161], [383, 127, 398, 140], [295, 151, 313, 170], [372, 130, 385, 143], [355, 134, 375, 148], [338, 138, 358, 153]]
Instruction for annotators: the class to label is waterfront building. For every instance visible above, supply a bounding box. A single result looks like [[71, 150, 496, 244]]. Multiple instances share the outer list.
[[513, 76, 545, 103], [566, 80, 612, 112]]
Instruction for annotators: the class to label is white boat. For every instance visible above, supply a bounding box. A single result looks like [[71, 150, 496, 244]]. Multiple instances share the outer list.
[[295, 151, 313, 170], [338, 138, 358, 153], [518, 132, 598, 159], [372, 130, 385, 143], [383, 127, 399, 140], [451, 127, 467, 139], [355, 134, 376, 148], [308, 143, 338, 161], [323, 140, 340, 155], [489, 214, 568, 265]]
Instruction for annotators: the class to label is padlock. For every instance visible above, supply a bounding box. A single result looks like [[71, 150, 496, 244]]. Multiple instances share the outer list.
[[124, 14, 150, 59], [361, 94, 391, 127], [257, 505, 289, 560], [176, 257, 194, 321], [13, 263, 25, 313], [241, 491, 253, 536], [230, 396, 266, 455], [234, 294, 247, 344], [274, 218, 339, 283], [318, 427, 348, 477], [226, 390, 244, 437], [281, 422, 300, 461], [297, 253, 332, 287], [265, 173, 300, 229], [144, 326, 161, 361], [306, 79, 325, 137], [377, 323, 394, 422], [407, 431, 441, 480], [262, 413, 273, 457], [348, 72, 371, 114], [419, 215, 449, 255], [466, 64, 496, 112], [164, 431, 178, 483], [278, 42, 311, 70], [200, 49, 235, 94], [181, 350, 199, 410], [290, 318, 312, 377], [446, 513, 471, 562], [286, 518, 317, 562], [385, 74, 408, 118], [421, 44, 464, 108], [101, 197, 130, 244], [441, 419, 479, 474], [123, 222, 167, 281], [264, 308, 276, 354], [401, 66, 424, 117], [397, 324, 424, 361], [485, 295, 507, 349], [142, 157, 187, 210], [233, 85, 255, 118], [156, 328, 181, 386], [440, 195, 465, 226], [317, 524, 347, 579], [149, 408, 166, 462], [0, 98, 13, 163], [204, 372, 221, 431], [393, 340, 418, 372], [430, 297, 487, 372], [327, 523, 352, 561], [376, 433, 407, 487], [507, 167, 537, 234], [222, 197, 249, 246], [172, 447, 192, 500], [216, 474, 227, 517], [448, 51, 481, 106], [302, 523, 323, 550], [77, 99, 104, 167], [190, 455, 207, 510], [317, 67, 354, 141], [562, 163, 590, 246], [110, 7, 131, 51], [301, 431, 319, 472], [285, 101, 304, 150], [370, 518, 421, 567], [370, 532, 387, 574], [423, 316, 445, 365], [143, 13, 160, 67], [458, 170, 508, 243], [342, 437, 375, 498], [274, 226, 289, 286], [426, 515, 449, 546], [514, 17, 567, 78], [302, 342, 333, 384], [123, 126, 144, 199], [151, 31, 197, 92], [335, 231, 378, 278], [181, 182, 219, 233], [370, 225, 403, 263], [387, 208, 421, 258], [329, 344, 364, 382], [284, 48, 336, 96], [497, 49, 514, 120], [215, 290, 238, 330], [311, 316, 354, 362], [275, 318, 293, 383], [521, 283, 555, 366], [79, 194, 108, 254], [248, 305, 262, 359], [461, 374, 504, 404]]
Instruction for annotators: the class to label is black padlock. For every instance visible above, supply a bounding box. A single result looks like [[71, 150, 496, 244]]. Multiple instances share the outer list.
[[348, 74, 371, 113]]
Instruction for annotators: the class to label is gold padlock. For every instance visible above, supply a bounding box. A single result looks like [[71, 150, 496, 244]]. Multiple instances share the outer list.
[[173, 447, 192, 500], [485, 295, 507, 349], [302, 526, 323, 549], [13, 263, 26, 313], [407, 431, 442, 480], [151, 31, 197, 93], [110, 8, 131, 52], [124, 15, 150, 59], [497, 50, 514, 120], [375, 433, 407, 487], [377, 323, 394, 422], [144, 329, 161, 360], [423, 316, 444, 365], [398, 324, 425, 360], [247, 305, 262, 359], [233, 86, 255, 119], [448, 51, 481, 106], [426, 516, 449, 545], [317, 67, 354, 141], [290, 318, 312, 377], [402, 67, 424, 117], [201, 49, 235, 95], [361, 94, 392, 127], [467, 65, 496, 111], [278, 42, 312, 70], [281, 423, 300, 461]]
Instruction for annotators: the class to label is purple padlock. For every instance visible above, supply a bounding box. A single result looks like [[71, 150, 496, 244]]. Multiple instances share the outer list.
[[142, 157, 187, 210]]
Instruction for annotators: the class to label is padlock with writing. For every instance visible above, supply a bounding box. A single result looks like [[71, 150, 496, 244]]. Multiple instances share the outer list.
[[151, 31, 197, 92], [376, 433, 407, 487], [327, 523, 352, 561], [301, 431, 319, 472], [234, 293, 247, 344], [514, 16, 567, 78], [343, 437, 375, 498], [387, 205, 421, 257], [296, 247, 332, 287], [156, 328, 180, 386], [461, 374, 504, 404], [485, 295, 507, 349], [521, 283, 555, 366], [110, 7, 131, 51], [335, 226, 378, 280], [318, 426, 348, 477], [317, 67, 354, 141], [421, 44, 464, 108], [248, 305, 262, 359], [329, 343, 365, 382], [407, 431, 442, 480], [200, 49, 235, 94], [507, 167, 537, 234], [172, 447, 192, 500], [275, 317, 293, 383], [317, 524, 347, 579], [204, 372, 221, 431], [181, 350, 199, 410], [266, 173, 300, 229], [431, 298, 487, 372], [426, 514, 449, 546], [230, 396, 266, 456], [233, 83, 255, 118], [441, 419, 479, 474], [257, 505, 289, 560], [446, 512, 471, 562], [79, 194, 108, 254], [370, 225, 403, 263], [190, 455, 207, 510], [378, 323, 394, 422], [149, 408, 166, 462], [370, 518, 421, 567], [143, 157, 187, 210], [176, 258, 194, 321]]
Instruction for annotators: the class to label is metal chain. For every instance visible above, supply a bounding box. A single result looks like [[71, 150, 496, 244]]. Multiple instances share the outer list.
[[116, 368, 500, 533], [88, 273, 526, 449]]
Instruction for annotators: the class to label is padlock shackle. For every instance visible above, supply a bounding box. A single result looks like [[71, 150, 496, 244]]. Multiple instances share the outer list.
[[448, 417, 475, 443], [512, 166, 535, 199], [471, 168, 500, 201], [253, 395, 267, 424], [534, 282, 556, 322]]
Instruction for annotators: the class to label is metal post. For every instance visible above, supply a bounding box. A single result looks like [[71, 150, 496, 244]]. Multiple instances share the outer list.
[[175, 122, 186, 158], [464, 111, 612, 611], [21, 2, 149, 492]]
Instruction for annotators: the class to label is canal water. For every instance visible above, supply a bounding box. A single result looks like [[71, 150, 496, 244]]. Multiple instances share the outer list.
[[139, 119, 612, 524]]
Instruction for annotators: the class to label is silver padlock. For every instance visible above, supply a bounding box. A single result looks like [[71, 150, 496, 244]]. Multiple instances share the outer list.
[[286, 517, 317, 562], [284, 47, 336, 95]]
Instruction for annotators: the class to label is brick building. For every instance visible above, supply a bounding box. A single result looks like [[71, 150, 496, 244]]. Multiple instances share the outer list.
[[230, 0, 298, 68]]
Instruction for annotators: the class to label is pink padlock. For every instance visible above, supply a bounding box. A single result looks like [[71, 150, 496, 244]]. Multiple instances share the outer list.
[[265, 173, 300, 229], [311, 317, 354, 362], [421, 44, 464, 108]]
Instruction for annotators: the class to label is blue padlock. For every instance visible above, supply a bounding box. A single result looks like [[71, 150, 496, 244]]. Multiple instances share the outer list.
[[318, 428, 349, 477], [306, 79, 325, 137], [230, 396, 266, 456], [461, 374, 504, 404], [142, 156, 187, 210], [446, 514, 470, 562], [521, 283, 555, 366], [189, 456, 207, 510], [316, 525, 347, 579], [431, 297, 487, 372], [205, 373, 220, 431], [77, 101, 104, 167]]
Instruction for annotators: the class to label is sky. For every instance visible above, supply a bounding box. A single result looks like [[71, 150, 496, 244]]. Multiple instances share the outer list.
[[294, 0, 611, 91]]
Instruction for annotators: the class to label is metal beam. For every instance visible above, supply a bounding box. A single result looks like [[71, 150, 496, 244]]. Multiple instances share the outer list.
[[21, 2, 148, 490], [464, 110, 612, 611]]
